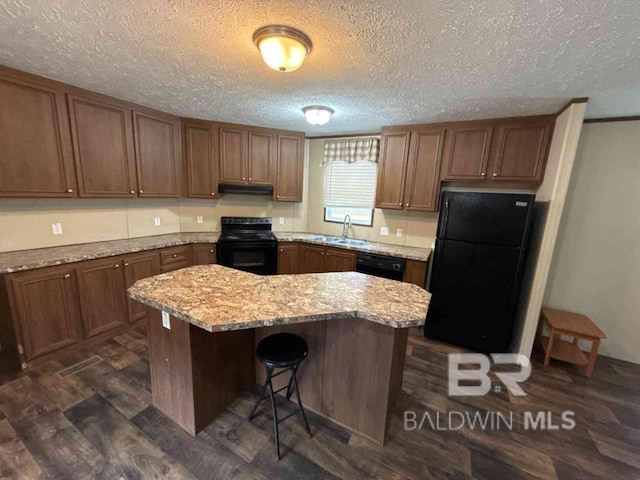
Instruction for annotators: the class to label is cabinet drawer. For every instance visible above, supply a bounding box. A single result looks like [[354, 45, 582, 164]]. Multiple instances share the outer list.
[[160, 246, 192, 266], [161, 261, 190, 273]]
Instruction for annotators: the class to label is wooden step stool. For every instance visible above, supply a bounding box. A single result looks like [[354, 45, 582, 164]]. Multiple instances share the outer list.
[[538, 307, 606, 377]]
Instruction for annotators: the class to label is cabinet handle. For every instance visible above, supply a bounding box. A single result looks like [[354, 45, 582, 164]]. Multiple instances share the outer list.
[[114, 264, 120, 268], [67, 188, 73, 193], [124, 262, 129, 267], [64, 273, 71, 279]]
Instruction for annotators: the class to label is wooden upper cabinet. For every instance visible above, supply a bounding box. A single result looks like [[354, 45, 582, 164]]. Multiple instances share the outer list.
[[441, 126, 493, 180], [247, 131, 274, 185], [184, 121, 218, 198], [76, 257, 127, 338], [123, 251, 161, 323], [133, 110, 181, 197], [219, 127, 246, 183], [67, 95, 137, 197], [275, 134, 304, 202], [404, 129, 445, 212], [489, 120, 553, 183], [0, 72, 77, 197], [375, 130, 410, 209], [10, 265, 83, 360]]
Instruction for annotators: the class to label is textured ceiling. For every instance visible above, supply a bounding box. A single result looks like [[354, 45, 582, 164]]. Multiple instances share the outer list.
[[1, 1, 639, 135]]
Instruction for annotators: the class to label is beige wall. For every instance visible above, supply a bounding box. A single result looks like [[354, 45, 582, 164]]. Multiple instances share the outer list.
[[306, 138, 438, 249], [545, 121, 640, 364]]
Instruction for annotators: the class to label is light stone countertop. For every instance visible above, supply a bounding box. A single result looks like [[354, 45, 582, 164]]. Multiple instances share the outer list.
[[275, 232, 432, 262], [128, 264, 431, 332], [0, 231, 431, 274], [0, 233, 220, 274]]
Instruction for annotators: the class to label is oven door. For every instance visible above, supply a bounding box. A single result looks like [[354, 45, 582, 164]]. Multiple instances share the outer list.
[[217, 242, 278, 275]]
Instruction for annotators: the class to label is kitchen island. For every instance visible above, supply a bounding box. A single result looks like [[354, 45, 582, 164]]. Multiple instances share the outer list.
[[128, 265, 430, 445]]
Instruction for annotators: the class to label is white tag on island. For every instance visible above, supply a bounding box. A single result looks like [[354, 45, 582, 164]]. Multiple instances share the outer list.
[[162, 311, 171, 330]]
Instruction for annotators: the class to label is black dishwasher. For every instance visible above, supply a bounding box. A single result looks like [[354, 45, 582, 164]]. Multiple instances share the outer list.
[[355, 253, 406, 281]]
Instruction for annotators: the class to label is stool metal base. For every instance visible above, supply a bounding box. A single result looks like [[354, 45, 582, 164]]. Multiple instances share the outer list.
[[248, 362, 311, 460]]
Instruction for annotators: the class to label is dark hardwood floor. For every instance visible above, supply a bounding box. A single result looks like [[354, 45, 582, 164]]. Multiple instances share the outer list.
[[0, 326, 638, 479]]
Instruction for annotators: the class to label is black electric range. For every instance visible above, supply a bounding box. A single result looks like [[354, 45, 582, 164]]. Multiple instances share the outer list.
[[217, 217, 278, 275]]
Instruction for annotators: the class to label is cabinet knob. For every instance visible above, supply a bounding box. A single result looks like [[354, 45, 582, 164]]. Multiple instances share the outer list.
[[481, 172, 486, 177], [67, 188, 73, 193], [211, 192, 215, 196], [406, 203, 410, 207], [64, 273, 71, 279], [130, 190, 135, 194], [277, 195, 280, 199], [321, 252, 324, 255], [248, 177, 252, 181], [280, 248, 283, 252], [114, 264, 120, 268], [398, 202, 402, 206], [139, 190, 144, 194], [242, 177, 246, 181], [124, 262, 129, 267], [173, 254, 177, 258], [210, 249, 214, 253], [493, 173, 498, 177]]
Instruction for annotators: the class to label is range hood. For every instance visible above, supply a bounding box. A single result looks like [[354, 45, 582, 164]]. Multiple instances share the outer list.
[[218, 183, 274, 196]]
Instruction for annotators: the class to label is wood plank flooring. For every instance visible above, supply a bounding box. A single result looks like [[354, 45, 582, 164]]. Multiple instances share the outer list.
[[0, 326, 638, 479]]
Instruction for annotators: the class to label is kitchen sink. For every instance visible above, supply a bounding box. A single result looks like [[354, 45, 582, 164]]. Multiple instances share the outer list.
[[330, 238, 369, 246]]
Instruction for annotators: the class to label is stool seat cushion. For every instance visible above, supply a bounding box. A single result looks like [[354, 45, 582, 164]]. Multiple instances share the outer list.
[[257, 333, 308, 367]]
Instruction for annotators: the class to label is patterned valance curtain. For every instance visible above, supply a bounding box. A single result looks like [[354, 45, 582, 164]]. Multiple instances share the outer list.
[[322, 137, 380, 164]]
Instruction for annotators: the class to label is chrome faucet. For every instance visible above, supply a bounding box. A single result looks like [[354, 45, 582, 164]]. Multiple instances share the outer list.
[[341, 214, 351, 239]]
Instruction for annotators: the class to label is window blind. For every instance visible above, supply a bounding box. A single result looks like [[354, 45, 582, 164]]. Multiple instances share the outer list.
[[323, 160, 377, 207]]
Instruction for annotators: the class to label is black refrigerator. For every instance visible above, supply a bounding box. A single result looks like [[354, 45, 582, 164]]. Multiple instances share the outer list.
[[424, 191, 535, 353]]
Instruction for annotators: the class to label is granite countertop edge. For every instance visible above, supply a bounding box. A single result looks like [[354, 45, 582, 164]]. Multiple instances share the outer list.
[[0, 231, 431, 274]]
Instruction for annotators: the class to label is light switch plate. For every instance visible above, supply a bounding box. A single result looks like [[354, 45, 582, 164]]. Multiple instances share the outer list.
[[154, 217, 161, 226], [380, 227, 389, 236], [279, 216, 285, 225], [396, 228, 403, 238], [196, 215, 204, 224], [162, 311, 171, 330], [51, 223, 63, 235]]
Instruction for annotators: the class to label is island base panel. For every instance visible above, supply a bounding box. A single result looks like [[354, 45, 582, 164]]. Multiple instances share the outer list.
[[147, 312, 255, 435], [256, 318, 408, 445]]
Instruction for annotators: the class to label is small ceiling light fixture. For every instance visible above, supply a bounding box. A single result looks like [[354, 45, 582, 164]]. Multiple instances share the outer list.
[[253, 25, 312, 72], [302, 105, 335, 126]]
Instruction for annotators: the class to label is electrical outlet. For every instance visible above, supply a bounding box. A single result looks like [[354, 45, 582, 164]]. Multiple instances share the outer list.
[[51, 223, 63, 235], [279, 216, 285, 225], [396, 228, 403, 238], [196, 216, 204, 224], [380, 227, 389, 236], [154, 217, 161, 227]]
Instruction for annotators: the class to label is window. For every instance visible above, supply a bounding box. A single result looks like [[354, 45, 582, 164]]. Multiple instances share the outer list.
[[323, 159, 377, 226]]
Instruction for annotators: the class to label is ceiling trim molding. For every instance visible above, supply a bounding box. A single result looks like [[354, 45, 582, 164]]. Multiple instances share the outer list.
[[583, 115, 640, 124], [556, 97, 589, 117], [306, 132, 380, 140]]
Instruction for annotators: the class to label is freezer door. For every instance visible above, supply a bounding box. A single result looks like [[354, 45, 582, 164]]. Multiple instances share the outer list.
[[424, 238, 524, 353], [438, 192, 534, 247]]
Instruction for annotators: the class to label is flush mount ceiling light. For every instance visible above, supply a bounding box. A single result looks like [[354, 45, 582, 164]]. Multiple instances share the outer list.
[[302, 106, 334, 126], [253, 25, 312, 72]]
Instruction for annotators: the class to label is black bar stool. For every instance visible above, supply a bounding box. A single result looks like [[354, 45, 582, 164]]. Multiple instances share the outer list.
[[248, 333, 311, 460]]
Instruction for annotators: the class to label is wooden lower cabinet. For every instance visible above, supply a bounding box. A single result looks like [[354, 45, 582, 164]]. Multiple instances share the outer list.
[[403, 260, 428, 287], [299, 245, 327, 273], [76, 257, 128, 338], [325, 248, 357, 272], [10, 265, 83, 360], [160, 245, 193, 273], [192, 244, 216, 265], [277, 243, 300, 274], [123, 251, 161, 323]]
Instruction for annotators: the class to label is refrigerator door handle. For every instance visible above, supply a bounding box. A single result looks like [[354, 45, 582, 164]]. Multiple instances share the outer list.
[[439, 198, 450, 238]]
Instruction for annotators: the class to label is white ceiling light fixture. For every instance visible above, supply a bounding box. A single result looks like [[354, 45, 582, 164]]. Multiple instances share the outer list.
[[302, 106, 335, 126], [253, 25, 312, 73]]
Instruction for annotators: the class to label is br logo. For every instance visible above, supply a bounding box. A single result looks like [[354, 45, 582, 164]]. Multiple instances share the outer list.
[[448, 353, 532, 397]]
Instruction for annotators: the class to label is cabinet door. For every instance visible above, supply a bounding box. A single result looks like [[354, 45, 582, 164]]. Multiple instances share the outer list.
[[278, 243, 300, 274], [441, 126, 493, 180], [184, 121, 218, 198], [123, 251, 161, 323], [0, 73, 76, 197], [193, 244, 216, 265], [489, 121, 552, 183], [219, 127, 246, 183], [275, 134, 304, 201], [133, 110, 181, 197], [248, 131, 274, 185], [76, 257, 127, 338], [375, 131, 410, 209], [299, 245, 326, 273], [325, 248, 357, 272], [403, 260, 428, 287], [10, 265, 83, 360], [67, 95, 137, 197], [404, 129, 444, 211]]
